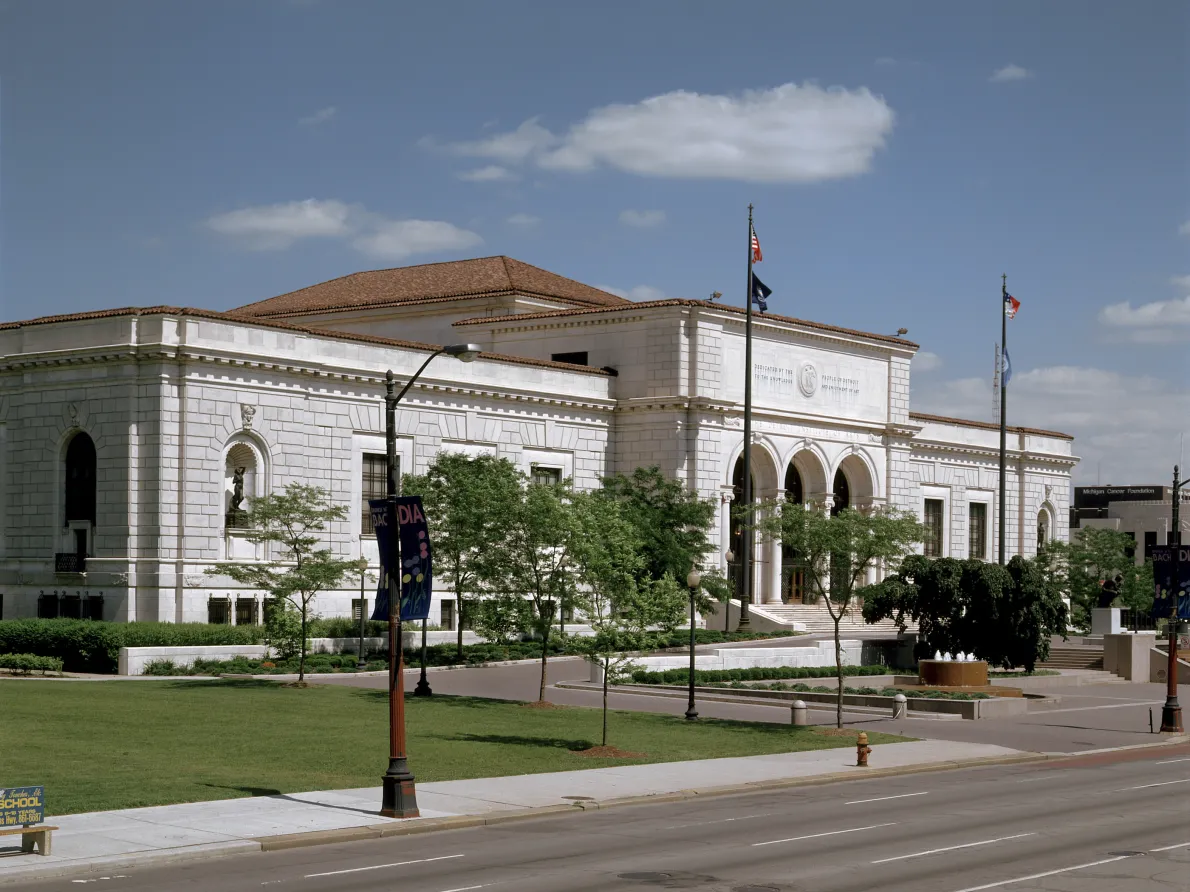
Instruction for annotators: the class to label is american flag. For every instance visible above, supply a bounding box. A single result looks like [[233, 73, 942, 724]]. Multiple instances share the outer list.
[[751, 226, 762, 263]]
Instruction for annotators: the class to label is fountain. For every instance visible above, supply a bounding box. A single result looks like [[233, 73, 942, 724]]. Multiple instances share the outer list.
[[918, 648, 990, 687]]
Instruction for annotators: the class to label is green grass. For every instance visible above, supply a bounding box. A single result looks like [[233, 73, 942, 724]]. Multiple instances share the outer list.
[[1, 679, 910, 816]]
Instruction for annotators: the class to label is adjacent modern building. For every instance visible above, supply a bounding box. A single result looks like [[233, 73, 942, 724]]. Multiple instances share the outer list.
[[1070, 485, 1189, 564], [0, 256, 1079, 625]]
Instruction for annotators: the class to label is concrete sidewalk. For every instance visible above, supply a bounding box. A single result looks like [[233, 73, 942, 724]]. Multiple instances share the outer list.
[[0, 739, 1031, 885]]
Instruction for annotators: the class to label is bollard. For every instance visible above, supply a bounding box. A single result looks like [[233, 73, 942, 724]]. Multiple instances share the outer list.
[[856, 731, 872, 767], [892, 693, 907, 720], [791, 700, 808, 727]]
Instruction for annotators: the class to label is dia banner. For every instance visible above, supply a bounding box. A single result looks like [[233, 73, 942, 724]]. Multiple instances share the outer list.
[[1150, 545, 1190, 620], [368, 496, 433, 622]]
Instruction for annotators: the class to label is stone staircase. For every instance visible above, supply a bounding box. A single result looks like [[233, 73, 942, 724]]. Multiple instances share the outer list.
[[1037, 644, 1105, 670], [749, 603, 911, 637]]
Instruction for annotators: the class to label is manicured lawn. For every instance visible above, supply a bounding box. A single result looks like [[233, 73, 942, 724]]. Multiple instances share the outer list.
[[2, 679, 910, 816]]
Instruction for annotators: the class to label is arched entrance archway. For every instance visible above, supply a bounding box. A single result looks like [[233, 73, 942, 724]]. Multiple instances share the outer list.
[[726, 444, 781, 606], [64, 432, 96, 561]]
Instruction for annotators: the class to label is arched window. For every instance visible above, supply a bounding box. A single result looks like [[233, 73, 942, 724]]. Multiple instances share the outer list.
[[225, 442, 258, 530], [831, 468, 850, 516], [1037, 508, 1050, 553], [729, 456, 756, 599], [64, 433, 97, 527], [782, 464, 805, 603]]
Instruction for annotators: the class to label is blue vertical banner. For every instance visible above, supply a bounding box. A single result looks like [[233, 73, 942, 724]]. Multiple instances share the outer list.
[[368, 498, 395, 622], [395, 495, 433, 621], [1151, 545, 1190, 620]]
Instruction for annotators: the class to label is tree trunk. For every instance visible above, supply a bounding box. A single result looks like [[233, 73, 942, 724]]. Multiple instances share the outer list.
[[538, 623, 550, 703], [299, 605, 307, 684], [602, 657, 609, 746], [456, 595, 464, 660], [834, 613, 843, 729]]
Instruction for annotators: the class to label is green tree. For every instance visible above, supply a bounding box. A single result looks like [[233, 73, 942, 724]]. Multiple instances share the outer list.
[[402, 453, 522, 657], [755, 502, 923, 727], [569, 491, 686, 745], [205, 484, 355, 683], [1059, 528, 1147, 628], [492, 476, 582, 702]]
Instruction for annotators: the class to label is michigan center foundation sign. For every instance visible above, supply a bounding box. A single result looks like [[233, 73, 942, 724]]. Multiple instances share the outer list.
[[1, 786, 44, 827]]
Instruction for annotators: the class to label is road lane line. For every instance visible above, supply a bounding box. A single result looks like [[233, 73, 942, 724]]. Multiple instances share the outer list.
[[871, 833, 1035, 864], [437, 886, 491, 892], [752, 822, 897, 847], [1115, 777, 1190, 791], [1150, 841, 1190, 852], [1155, 757, 1190, 764], [663, 813, 772, 829], [950, 855, 1133, 891], [304, 854, 465, 878], [845, 792, 928, 805]]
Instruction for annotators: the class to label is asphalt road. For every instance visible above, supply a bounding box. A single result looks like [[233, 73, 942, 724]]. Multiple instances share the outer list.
[[26, 742, 1190, 891]]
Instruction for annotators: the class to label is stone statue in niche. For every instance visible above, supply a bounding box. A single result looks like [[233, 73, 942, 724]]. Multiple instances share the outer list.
[[227, 467, 247, 528]]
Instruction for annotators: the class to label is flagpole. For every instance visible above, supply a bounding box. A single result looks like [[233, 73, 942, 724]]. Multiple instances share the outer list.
[[739, 204, 755, 629], [998, 273, 1008, 565]]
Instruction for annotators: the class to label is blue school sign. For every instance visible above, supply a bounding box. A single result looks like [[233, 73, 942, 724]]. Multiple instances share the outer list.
[[1, 786, 44, 828]]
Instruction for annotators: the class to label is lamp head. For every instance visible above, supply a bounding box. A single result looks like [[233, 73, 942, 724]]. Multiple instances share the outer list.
[[687, 567, 702, 589], [896, 327, 909, 337], [444, 343, 482, 363], [356, 556, 369, 573], [725, 549, 734, 563]]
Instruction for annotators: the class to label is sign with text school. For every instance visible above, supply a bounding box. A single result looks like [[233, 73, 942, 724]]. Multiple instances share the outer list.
[[1150, 546, 1190, 620], [1, 786, 44, 828], [367, 496, 433, 623]]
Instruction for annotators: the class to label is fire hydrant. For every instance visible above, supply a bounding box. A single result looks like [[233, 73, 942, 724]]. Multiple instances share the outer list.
[[856, 731, 872, 767]]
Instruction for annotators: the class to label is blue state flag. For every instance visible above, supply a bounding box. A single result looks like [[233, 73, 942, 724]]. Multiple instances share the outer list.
[[1001, 349, 1013, 386], [751, 274, 771, 313]]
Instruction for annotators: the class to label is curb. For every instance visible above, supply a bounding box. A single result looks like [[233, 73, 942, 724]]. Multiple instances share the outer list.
[[1, 751, 1048, 883]]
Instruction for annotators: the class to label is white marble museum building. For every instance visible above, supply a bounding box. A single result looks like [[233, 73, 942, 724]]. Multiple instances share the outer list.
[[0, 256, 1078, 625]]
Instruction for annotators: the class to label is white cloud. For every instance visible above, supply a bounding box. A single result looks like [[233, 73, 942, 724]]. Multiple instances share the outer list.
[[990, 64, 1032, 83], [457, 165, 516, 182], [596, 284, 671, 302], [1180, 220, 1190, 236], [506, 213, 540, 226], [206, 199, 355, 250], [911, 351, 943, 372], [299, 106, 336, 126], [447, 117, 557, 162], [619, 209, 666, 228], [442, 83, 894, 184], [352, 220, 483, 262], [913, 365, 1190, 483], [1098, 296, 1190, 342], [1171, 275, 1190, 289], [206, 199, 481, 261], [874, 57, 899, 67]]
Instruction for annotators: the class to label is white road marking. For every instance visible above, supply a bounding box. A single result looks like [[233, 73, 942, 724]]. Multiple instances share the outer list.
[[1150, 841, 1190, 852], [845, 792, 928, 805], [437, 886, 491, 892], [1027, 701, 1163, 715], [871, 833, 1035, 864], [1115, 777, 1190, 791], [304, 853, 465, 878], [1155, 757, 1190, 764], [752, 822, 897, 847], [950, 855, 1133, 891]]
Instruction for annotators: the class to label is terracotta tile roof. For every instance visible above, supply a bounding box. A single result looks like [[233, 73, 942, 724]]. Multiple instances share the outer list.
[[231, 256, 630, 318], [909, 412, 1073, 441], [0, 305, 612, 378], [453, 298, 920, 347]]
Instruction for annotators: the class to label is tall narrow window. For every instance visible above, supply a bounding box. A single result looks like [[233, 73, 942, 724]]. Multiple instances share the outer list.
[[361, 453, 391, 534], [968, 503, 987, 560], [924, 499, 944, 557], [64, 433, 97, 527]]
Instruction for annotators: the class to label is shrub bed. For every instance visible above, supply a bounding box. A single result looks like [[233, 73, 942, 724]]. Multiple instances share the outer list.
[[0, 620, 265, 673], [627, 665, 888, 685], [142, 653, 389, 676], [0, 653, 64, 675]]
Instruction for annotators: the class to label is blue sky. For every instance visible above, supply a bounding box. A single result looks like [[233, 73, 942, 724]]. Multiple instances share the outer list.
[[1, 0, 1187, 483]]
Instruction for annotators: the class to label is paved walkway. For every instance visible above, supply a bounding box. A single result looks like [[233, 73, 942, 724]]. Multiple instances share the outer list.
[[0, 739, 1028, 885]]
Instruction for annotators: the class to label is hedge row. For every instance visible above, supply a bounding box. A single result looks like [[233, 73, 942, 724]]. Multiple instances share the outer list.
[[0, 620, 265, 673], [705, 680, 991, 700], [627, 665, 889, 685], [0, 652, 64, 675]]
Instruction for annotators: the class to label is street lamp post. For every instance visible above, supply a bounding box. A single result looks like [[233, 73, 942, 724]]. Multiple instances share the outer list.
[[685, 567, 701, 721], [413, 616, 432, 697], [1160, 464, 1186, 734], [355, 556, 369, 671], [379, 343, 481, 819]]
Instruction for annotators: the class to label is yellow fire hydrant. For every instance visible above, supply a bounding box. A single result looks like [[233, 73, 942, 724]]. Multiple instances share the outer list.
[[856, 731, 872, 767]]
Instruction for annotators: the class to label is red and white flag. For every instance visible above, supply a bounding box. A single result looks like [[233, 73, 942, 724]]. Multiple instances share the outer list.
[[751, 226, 762, 263], [1004, 293, 1020, 318]]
